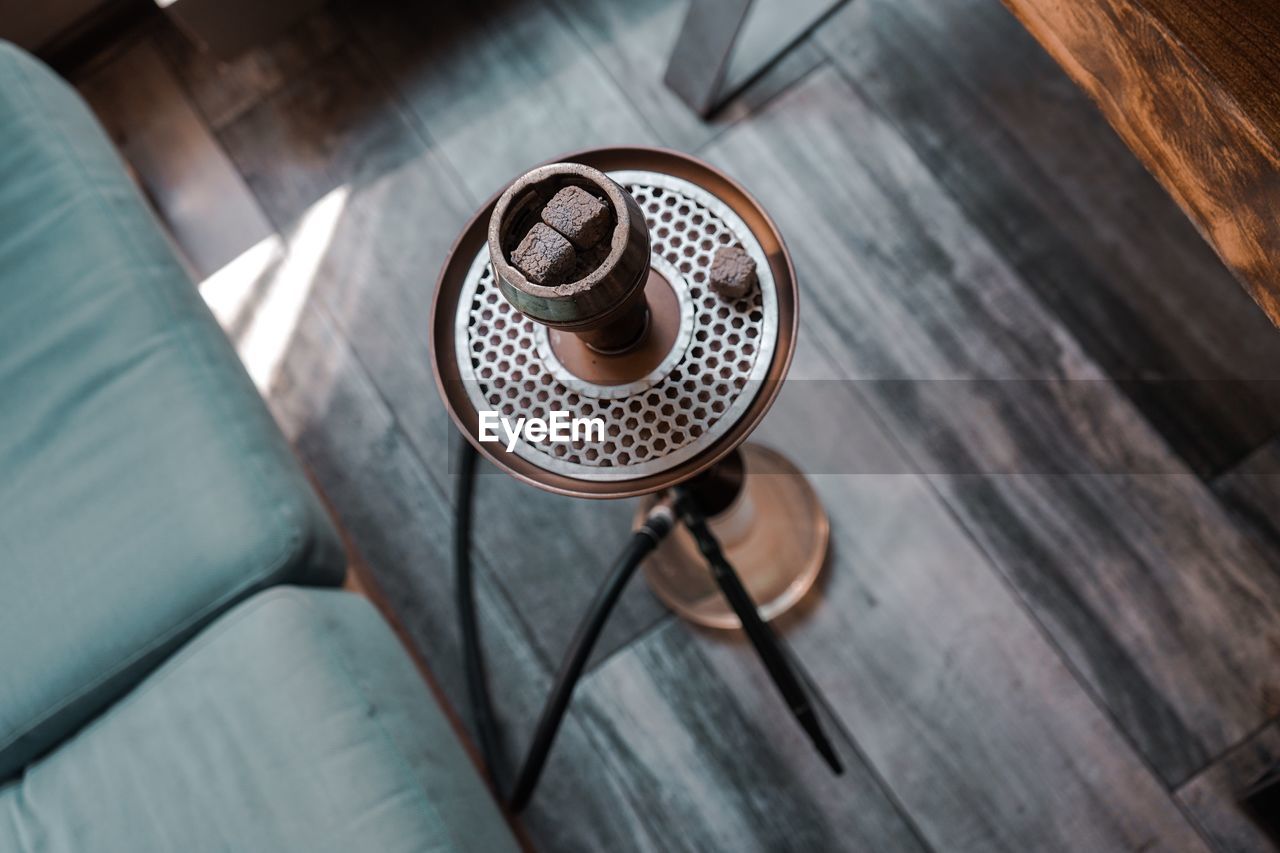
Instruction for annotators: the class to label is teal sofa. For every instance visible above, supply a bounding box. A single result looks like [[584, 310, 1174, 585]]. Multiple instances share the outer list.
[[0, 42, 517, 852]]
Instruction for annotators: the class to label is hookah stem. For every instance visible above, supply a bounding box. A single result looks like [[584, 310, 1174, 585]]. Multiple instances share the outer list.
[[673, 486, 844, 776]]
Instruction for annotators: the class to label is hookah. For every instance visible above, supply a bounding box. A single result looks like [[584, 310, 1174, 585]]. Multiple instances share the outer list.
[[430, 149, 838, 810]]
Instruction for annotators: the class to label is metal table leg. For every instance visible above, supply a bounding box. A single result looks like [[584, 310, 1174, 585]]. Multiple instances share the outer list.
[[664, 0, 850, 118]]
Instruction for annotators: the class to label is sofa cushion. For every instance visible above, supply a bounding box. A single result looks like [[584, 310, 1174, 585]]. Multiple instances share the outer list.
[[0, 588, 519, 853], [0, 41, 345, 780]]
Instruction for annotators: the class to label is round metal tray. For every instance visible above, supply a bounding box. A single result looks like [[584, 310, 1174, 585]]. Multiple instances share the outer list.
[[430, 147, 798, 499]]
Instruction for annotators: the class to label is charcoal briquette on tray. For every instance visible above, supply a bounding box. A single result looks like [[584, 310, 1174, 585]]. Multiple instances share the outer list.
[[541, 185, 610, 249], [709, 245, 757, 299], [511, 223, 576, 285]]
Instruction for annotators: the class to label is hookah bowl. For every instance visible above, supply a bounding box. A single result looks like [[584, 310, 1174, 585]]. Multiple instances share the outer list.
[[430, 147, 828, 627]]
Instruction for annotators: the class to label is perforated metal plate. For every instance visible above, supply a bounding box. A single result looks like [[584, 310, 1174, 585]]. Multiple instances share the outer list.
[[454, 170, 779, 482]]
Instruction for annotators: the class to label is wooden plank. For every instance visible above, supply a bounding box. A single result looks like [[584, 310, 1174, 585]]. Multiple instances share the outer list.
[[214, 42, 671, 667], [704, 65, 1280, 786], [575, 619, 930, 853], [341, 0, 655, 201], [1214, 440, 1280, 555], [1178, 721, 1280, 853], [816, 0, 1280, 479], [152, 9, 343, 129], [996, 0, 1280, 325], [1144, 0, 1280, 139], [214, 46, 427, 232], [781, 474, 1208, 851], [547, 0, 826, 151], [75, 37, 275, 279]]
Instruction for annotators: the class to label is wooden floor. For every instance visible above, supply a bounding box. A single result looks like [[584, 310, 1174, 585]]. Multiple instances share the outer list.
[[73, 0, 1280, 849]]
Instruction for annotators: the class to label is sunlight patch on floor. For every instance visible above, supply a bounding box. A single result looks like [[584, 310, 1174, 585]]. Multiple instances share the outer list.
[[196, 186, 350, 393]]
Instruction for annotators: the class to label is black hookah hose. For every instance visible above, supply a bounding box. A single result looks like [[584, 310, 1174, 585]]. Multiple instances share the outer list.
[[453, 436, 675, 810], [506, 500, 674, 811], [454, 437, 504, 785]]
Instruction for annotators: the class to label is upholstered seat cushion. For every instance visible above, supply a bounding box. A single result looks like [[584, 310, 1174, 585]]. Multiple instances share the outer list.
[[0, 41, 345, 780], [0, 588, 519, 853]]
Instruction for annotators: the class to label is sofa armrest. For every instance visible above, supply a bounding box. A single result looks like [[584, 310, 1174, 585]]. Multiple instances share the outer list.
[[0, 41, 346, 781]]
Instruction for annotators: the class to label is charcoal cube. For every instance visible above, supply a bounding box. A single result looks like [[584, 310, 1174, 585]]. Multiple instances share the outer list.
[[709, 245, 757, 299], [511, 223, 576, 285], [541, 185, 611, 248]]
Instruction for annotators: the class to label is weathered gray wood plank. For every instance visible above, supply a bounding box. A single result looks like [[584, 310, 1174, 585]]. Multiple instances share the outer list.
[[816, 0, 1280, 479], [545, 0, 826, 151], [777, 468, 1210, 851], [576, 618, 929, 853], [341, 0, 656, 201], [76, 38, 275, 279], [704, 65, 1280, 786], [1215, 441, 1280, 556], [215, 46, 429, 232], [153, 11, 344, 130], [214, 42, 671, 668], [1178, 722, 1280, 853]]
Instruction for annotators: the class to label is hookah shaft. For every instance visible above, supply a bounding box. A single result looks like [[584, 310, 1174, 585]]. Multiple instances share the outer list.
[[674, 487, 844, 776]]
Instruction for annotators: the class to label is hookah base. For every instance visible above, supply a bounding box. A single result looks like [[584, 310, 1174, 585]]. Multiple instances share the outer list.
[[636, 442, 828, 628]]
